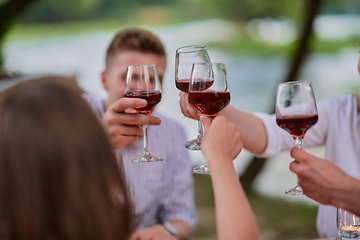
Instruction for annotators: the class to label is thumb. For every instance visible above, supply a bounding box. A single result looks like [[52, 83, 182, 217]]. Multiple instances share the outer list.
[[199, 115, 212, 133], [112, 98, 147, 113]]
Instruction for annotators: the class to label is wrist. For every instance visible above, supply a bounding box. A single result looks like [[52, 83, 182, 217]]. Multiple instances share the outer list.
[[206, 155, 233, 169], [162, 221, 178, 237], [336, 177, 360, 210]]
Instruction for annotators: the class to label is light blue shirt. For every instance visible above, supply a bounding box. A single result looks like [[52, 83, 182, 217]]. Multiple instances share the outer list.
[[83, 94, 197, 231]]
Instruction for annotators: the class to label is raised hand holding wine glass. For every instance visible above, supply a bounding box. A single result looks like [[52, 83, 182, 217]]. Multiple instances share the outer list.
[[175, 45, 211, 150], [189, 62, 231, 174], [276, 80, 318, 195], [124, 64, 163, 163]]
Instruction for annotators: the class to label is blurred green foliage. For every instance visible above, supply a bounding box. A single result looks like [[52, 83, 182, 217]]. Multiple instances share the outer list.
[[17, 0, 360, 25], [178, 0, 303, 22], [20, 0, 177, 23]]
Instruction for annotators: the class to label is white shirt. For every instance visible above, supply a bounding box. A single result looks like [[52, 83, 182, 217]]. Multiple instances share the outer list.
[[83, 94, 197, 231], [255, 94, 360, 238]]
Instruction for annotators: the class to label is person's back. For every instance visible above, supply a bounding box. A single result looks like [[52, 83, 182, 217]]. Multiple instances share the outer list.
[[0, 80, 134, 239], [84, 28, 196, 239]]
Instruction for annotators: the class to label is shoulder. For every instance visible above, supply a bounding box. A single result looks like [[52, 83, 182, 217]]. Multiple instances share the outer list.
[[81, 93, 106, 118], [82, 93, 99, 105]]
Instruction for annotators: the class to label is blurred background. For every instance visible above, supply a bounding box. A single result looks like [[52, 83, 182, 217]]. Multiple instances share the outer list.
[[1, 0, 360, 239]]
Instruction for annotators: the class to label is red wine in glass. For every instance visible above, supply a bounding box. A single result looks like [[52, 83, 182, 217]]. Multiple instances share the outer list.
[[175, 45, 211, 150], [276, 115, 318, 139], [276, 80, 318, 195], [124, 90, 162, 115], [189, 91, 230, 119], [189, 62, 230, 174], [176, 79, 214, 93], [124, 64, 163, 163]]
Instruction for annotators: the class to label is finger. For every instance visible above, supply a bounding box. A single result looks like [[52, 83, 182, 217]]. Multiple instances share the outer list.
[[199, 115, 212, 132], [124, 108, 139, 114], [179, 94, 191, 114], [289, 160, 300, 174], [108, 112, 161, 126], [289, 147, 307, 162], [109, 124, 143, 136], [112, 135, 140, 150], [179, 92, 198, 120], [179, 91, 188, 100], [111, 97, 148, 113]]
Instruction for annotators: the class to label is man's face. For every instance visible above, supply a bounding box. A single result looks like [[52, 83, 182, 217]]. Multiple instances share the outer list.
[[102, 51, 166, 107]]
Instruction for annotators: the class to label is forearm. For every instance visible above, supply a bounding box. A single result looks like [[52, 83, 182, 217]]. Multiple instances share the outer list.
[[335, 176, 360, 217], [209, 158, 260, 240], [220, 105, 267, 154]]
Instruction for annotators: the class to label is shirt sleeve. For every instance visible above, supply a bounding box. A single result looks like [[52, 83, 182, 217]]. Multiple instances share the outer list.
[[253, 112, 294, 157], [156, 122, 197, 230]]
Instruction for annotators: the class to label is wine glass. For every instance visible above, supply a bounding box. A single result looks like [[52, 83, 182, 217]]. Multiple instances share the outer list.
[[124, 64, 163, 163], [188, 63, 230, 174], [175, 45, 211, 150], [275, 80, 318, 195], [337, 208, 360, 239]]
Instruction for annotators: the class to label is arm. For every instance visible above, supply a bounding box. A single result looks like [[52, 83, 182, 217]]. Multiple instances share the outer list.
[[290, 147, 360, 216], [101, 98, 161, 149], [221, 105, 267, 154], [179, 92, 267, 154], [200, 115, 260, 240]]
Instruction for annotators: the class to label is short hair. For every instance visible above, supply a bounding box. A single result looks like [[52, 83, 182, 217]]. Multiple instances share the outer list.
[[105, 28, 166, 68], [0, 80, 134, 239]]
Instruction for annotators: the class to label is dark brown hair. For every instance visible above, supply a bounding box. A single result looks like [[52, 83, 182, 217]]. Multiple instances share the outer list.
[[0, 80, 134, 239], [106, 28, 166, 68]]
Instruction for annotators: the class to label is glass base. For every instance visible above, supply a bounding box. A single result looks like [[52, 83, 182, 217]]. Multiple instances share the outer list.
[[185, 135, 201, 150], [285, 185, 303, 195], [338, 227, 360, 239], [132, 154, 163, 163], [193, 164, 210, 174], [185, 138, 201, 150]]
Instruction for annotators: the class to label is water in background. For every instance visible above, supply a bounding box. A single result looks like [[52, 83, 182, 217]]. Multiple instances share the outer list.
[[4, 19, 360, 203]]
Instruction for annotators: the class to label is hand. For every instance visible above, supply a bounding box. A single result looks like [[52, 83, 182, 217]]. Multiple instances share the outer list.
[[129, 225, 178, 240], [101, 98, 161, 150], [200, 115, 243, 167], [178, 92, 199, 120], [289, 147, 351, 206]]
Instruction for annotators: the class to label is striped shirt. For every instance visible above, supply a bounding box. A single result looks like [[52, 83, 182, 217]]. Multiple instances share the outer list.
[[83, 94, 197, 231]]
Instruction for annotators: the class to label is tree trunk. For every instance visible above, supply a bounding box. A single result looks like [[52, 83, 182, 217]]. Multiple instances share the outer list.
[[0, 0, 39, 74], [240, 0, 323, 192]]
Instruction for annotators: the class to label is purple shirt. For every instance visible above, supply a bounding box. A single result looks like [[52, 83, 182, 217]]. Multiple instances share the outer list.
[[83, 94, 197, 232]]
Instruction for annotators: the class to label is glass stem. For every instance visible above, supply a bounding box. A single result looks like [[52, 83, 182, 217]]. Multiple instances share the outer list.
[[295, 137, 303, 149], [142, 125, 151, 156], [197, 120, 203, 136]]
